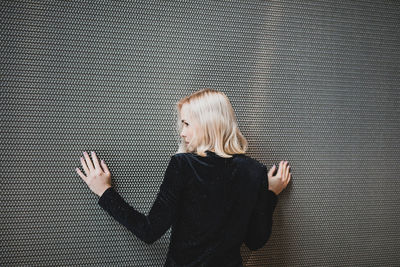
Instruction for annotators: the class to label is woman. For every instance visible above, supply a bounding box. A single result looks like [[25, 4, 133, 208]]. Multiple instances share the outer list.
[[76, 88, 291, 267]]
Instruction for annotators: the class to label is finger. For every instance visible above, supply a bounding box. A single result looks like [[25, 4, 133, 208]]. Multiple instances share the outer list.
[[279, 161, 284, 177], [76, 168, 87, 183], [80, 156, 90, 176], [101, 160, 110, 174], [91, 151, 102, 171], [284, 161, 289, 180], [83, 151, 94, 171], [268, 164, 275, 176], [287, 172, 291, 185]]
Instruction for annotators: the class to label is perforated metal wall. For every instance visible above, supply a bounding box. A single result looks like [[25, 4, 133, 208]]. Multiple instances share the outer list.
[[2, 0, 400, 266]]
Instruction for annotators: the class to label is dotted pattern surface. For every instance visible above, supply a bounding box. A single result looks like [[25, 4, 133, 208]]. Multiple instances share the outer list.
[[1, 0, 400, 266]]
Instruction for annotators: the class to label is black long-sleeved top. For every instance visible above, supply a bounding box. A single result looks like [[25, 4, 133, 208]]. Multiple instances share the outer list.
[[98, 150, 278, 267]]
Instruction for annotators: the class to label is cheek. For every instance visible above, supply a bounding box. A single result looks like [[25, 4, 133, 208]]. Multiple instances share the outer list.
[[189, 128, 195, 137]]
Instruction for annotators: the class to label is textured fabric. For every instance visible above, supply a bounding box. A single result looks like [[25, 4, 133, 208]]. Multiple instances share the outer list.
[[98, 150, 278, 266]]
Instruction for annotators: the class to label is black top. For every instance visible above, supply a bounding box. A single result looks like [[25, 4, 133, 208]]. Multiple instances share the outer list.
[[98, 150, 278, 267]]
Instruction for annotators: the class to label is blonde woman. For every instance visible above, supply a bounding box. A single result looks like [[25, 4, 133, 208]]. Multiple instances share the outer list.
[[76, 88, 291, 267]]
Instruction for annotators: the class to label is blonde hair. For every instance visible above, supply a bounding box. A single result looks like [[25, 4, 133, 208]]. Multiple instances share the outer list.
[[175, 88, 248, 158]]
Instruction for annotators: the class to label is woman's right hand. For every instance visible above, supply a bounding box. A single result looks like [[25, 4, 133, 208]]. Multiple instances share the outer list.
[[267, 161, 291, 195]]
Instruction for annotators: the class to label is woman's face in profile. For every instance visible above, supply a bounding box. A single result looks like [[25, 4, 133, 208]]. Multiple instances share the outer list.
[[180, 104, 197, 149]]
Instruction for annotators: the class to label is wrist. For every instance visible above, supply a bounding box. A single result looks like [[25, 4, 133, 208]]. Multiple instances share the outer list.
[[99, 185, 112, 197], [268, 187, 279, 196]]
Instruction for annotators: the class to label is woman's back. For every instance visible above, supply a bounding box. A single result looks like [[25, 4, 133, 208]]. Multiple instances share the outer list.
[[164, 150, 278, 266]]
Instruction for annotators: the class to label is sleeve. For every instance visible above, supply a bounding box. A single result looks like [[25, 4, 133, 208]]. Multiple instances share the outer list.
[[97, 155, 185, 244], [244, 165, 278, 251]]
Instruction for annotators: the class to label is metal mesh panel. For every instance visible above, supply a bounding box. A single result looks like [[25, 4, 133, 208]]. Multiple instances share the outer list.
[[1, 0, 399, 266]]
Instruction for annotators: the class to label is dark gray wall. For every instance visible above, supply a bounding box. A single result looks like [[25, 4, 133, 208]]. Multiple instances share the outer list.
[[1, 0, 399, 266]]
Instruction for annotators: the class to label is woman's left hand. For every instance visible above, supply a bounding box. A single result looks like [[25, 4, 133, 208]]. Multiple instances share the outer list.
[[76, 151, 112, 197]]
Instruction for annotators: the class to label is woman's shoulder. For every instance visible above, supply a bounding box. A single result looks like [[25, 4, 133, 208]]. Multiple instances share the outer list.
[[171, 152, 195, 159], [233, 153, 267, 170]]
